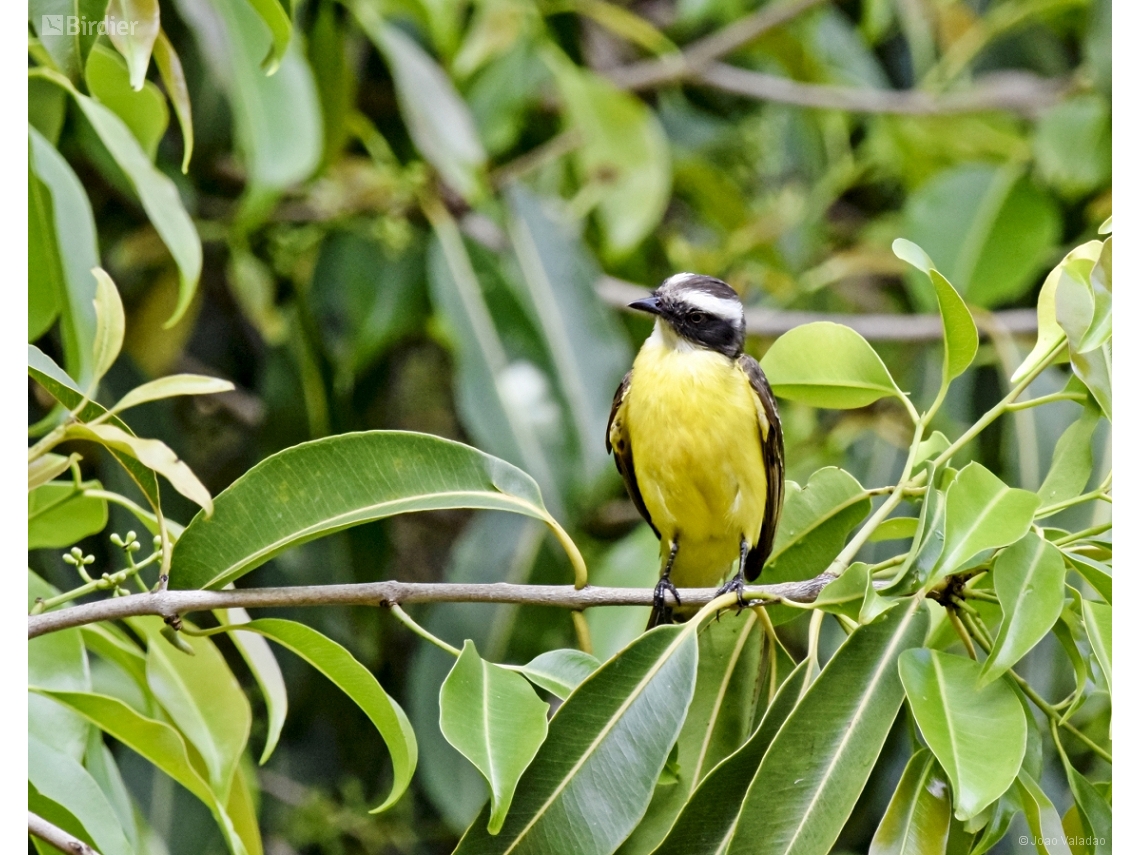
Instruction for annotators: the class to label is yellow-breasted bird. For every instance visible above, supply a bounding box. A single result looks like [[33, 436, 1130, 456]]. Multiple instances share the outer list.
[[606, 273, 784, 628]]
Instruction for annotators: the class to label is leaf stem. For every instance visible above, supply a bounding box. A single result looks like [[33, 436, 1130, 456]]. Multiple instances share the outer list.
[[947, 609, 977, 659], [36, 550, 162, 611], [1053, 521, 1112, 547], [1036, 490, 1111, 519], [1005, 391, 1086, 411], [388, 604, 461, 657]]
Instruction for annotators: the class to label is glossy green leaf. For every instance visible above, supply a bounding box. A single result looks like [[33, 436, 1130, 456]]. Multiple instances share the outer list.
[[893, 239, 978, 386], [1015, 771, 1072, 855], [226, 757, 265, 855], [1070, 344, 1111, 422], [104, 0, 160, 89], [218, 607, 288, 765], [28, 150, 63, 341], [720, 602, 928, 855], [869, 748, 952, 855], [514, 649, 601, 700], [915, 432, 950, 466], [979, 534, 1065, 685], [90, 267, 126, 386], [814, 562, 872, 621], [505, 185, 632, 484], [28, 345, 163, 512], [1013, 240, 1102, 383], [1080, 236, 1111, 353], [441, 641, 550, 834], [1082, 599, 1111, 696], [928, 462, 1039, 586], [30, 0, 106, 79], [546, 51, 670, 257], [152, 29, 194, 171], [1054, 254, 1096, 350], [652, 656, 817, 855], [1057, 754, 1111, 855], [36, 68, 202, 326], [202, 618, 417, 812], [63, 422, 213, 513], [81, 622, 149, 691], [28, 128, 99, 388], [171, 431, 564, 589], [619, 612, 764, 855], [871, 516, 920, 542], [1037, 406, 1100, 509], [28, 452, 79, 491], [903, 164, 1060, 308], [244, 0, 292, 72], [1034, 94, 1111, 199], [1063, 552, 1111, 604], [84, 43, 168, 158], [28, 735, 134, 855], [453, 624, 698, 854], [130, 617, 252, 799], [899, 650, 1027, 820], [28, 481, 108, 549], [353, 5, 486, 200], [28, 571, 91, 761], [29, 688, 249, 855], [765, 467, 872, 584], [761, 322, 903, 409], [108, 374, 235, 416], [82, 727, 142, 852]]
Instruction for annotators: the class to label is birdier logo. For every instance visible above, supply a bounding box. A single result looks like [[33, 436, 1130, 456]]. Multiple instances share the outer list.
[[39, 14, 139, 36]]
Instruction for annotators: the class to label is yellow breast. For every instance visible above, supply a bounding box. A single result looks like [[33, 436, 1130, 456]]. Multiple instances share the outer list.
[[622, 332, 768, 588]]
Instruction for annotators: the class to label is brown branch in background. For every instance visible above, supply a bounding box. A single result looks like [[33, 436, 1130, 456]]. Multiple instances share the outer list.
[[27, 576, 838, 639], [595, 276, 1038, 341], [28, 812, 100, 855]]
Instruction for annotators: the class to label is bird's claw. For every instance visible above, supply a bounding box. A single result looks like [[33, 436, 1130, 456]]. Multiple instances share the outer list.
[[653, 576, 681, 622], [715, 574, 748, 614]]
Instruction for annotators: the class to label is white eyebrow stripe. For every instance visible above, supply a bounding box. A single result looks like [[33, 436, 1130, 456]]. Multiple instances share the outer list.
[[679, 290, 744, 323], [663, 272, 699, 289]]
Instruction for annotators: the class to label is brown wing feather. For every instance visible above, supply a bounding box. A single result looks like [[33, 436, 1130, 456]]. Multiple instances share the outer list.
[[740, 355, 784, 581], [606, 371, 660, 538]]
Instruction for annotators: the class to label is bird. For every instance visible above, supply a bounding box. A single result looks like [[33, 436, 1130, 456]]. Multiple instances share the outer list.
[[606, 273, 784, 628]]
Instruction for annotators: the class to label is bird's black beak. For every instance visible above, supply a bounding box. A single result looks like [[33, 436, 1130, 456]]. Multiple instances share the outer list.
[[628, 296, 662, 316]]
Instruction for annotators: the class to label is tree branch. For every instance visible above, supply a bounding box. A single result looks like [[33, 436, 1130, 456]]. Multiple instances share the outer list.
[[28, 812, 100, 855], [27, 576, 838, 639], [595, 276, 1038, 341]]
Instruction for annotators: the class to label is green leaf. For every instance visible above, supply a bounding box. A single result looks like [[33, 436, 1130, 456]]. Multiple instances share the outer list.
[[545, 51, 671, 257], [36, 68, 202, 326], [1015, 771, 1073, 855], [242, 0, 293, 72], [1033, 94, 1111, 199], [1037, 406, 1100, 509], [868, 748, 952, 855], [899, 650, 1027, 820], [766, 467, 872, 584], [352, 5, 486, 200], [1057, 754, 1111, 855], [28, 128, 99, 388], [893, 239, 978, 387], [719, 602, 929, 855], [81, 622, 149, 691], [28, 571, 91, 761], [505, 185, 632, 485], [30, 0, 106, 79], [152, 29, 194, 171], [1082, 599, 1111, 696], [171, 431, 565, 589], [105, 0, 161, 89], [979, 534, 1065, 685], [1012, 240, 1102, 383], [619, 612, 764, 855], [203, 618, 417, 812], [585, 525, 659, 660], [63, 422, 213, 513], [903, 164, 1061, 308], [871, 517, 919, 542], [130, 617, 252, 799], [814, 562, 872, 621], [30, 688, 249, 855], [107, 373, 235, 416], [84, 43, 168, 159], [28, 735, 134, 855], [760, 322, 903, 409], [29, 481, 108, 548], [1054, 254, 1096, 350], [513, 649, 601, 700], [453, 624, 698, 854], [218, 607, 288, 765], [90, 267, 126, 387], [1070, 344, 1111, 422], [28, 149, 64, 342], [28, 452, 79, 491], [1063, 552, 1111, 605], [1080, 236, 1111, 353], [928, 462, 1039, 586], [441, 641, 550, 834]]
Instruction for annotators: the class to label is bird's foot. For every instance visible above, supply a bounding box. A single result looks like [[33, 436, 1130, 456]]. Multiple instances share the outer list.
[[714, 573, 748, 614], [653, 576, 681, 622]]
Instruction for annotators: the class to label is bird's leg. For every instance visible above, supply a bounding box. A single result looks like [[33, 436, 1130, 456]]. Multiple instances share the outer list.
[[715, 537, 750, 613], [653, 538, 681, 622]]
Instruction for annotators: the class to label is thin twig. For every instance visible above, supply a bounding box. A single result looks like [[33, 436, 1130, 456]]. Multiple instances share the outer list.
[[27, 575, 841, 639], [28, 811, 100, 855]]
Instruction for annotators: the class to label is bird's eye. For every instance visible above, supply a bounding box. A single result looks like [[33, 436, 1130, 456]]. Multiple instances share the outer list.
[[689, 311, 709, 325]]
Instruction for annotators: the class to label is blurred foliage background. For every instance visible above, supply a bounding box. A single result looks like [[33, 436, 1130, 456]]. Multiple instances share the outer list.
[[29, 0, 1110, 850]]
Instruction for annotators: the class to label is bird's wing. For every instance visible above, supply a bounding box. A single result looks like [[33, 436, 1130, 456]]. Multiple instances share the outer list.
[[606, 371, 660, 538], [740, 354, 785, 581]]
